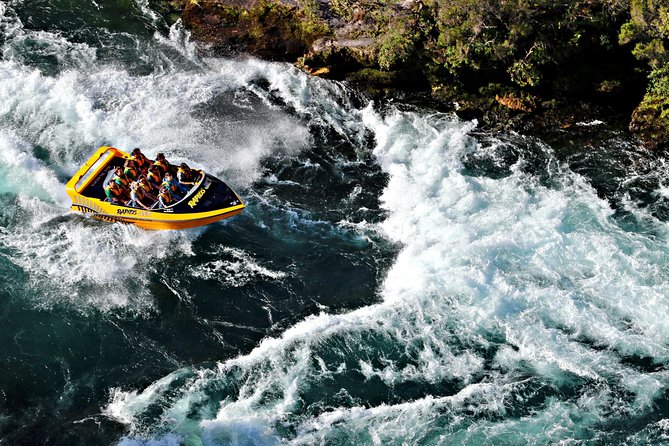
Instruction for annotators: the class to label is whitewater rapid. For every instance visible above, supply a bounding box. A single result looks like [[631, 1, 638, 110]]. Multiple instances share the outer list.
[[1, 1, 668, 444], [0, 2, 321, 312], [108, 104, 669, 444]]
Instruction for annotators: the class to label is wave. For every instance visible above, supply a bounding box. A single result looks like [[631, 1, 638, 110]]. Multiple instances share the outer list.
[[188, 246, 287, 288], [3, 1, 668, 442], [0, 8, 324, 314], [107, 101, 669, 444]]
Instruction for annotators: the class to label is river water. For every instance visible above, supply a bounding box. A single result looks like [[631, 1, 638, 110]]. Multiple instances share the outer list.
[[1, 0, 668, 444]]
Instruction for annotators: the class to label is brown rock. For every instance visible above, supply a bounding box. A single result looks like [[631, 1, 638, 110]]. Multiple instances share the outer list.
[[495, 95, 534, 113], [181, 0, 328, 60], [202, 14, 221, 25]]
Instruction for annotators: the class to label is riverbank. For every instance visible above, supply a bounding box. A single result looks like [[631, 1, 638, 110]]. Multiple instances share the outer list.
[[151, 0, 669, 152]]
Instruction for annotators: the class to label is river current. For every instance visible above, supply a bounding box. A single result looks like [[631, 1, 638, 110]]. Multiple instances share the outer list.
[[1, 1, 668, 445]]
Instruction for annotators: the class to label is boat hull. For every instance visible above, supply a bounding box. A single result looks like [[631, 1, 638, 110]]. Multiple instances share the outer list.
[[72, 203, 245, 230]]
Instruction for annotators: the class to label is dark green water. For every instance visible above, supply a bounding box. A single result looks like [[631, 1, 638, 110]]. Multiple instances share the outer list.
[[1, 1, 669, 445]]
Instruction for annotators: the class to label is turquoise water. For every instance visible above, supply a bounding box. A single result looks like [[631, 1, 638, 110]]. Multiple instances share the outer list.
[[1, 1, 669, 444]]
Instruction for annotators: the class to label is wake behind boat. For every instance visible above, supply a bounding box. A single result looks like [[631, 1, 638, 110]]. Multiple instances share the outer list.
[[66, 146, 245, 230]]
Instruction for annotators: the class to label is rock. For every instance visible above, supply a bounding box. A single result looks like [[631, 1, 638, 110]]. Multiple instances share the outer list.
[[630, 96, 669, 150], [495, 95, 535, 113], [180, 0, 329, 60], [149, 0, 669, 149], [312, 67, 330, 76]]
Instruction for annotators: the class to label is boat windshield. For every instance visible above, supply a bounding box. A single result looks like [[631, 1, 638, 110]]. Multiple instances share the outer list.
[[75, 149, 116, 192]]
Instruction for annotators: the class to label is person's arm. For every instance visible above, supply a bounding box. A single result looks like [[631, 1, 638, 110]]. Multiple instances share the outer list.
[[177, 172, 191, 185], [143, 190, 157, 202]]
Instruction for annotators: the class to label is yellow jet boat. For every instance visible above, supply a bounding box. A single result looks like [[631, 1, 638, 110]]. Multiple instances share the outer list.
[[65, 146, 245, 230]]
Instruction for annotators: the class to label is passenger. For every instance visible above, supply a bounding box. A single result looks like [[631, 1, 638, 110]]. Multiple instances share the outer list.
[[112, 166, 131, 201], [157, 186, 173, 209], [177, 163, 201, 189], [162, 172, 188, 200], [137, 175, 158, 199], [104, 180, 123, 204], [128, 182, 153, 209], [123, 159, 139, 181], [153, 152, 173, 177], [130, 148, 151, 174], [146, 165, 162, 191]]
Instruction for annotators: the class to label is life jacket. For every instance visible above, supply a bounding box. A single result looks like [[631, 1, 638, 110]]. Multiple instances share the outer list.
[[158, 190, 172, 207], [124, 166, 138, 180], [114, 172, 129, 188], [154, 160, 169, 176], [131, 187, 145, 201], [162, 179, 178, 194], [139, 181, 153, 194], [105, 184, 121, 197], [177, 167, 192, 183], [147, 170, 161, 185], [131, 153, 149, 170]]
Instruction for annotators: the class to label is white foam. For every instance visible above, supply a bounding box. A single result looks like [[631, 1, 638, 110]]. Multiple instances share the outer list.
[[0, 38, 322, 313], [0, 54, 311, 189], [0, 208, 199, 313], [0, 130, 69, 204], [0, 2, 97, 70], [109, 102, 669, 443], [188, 247, 287, 287], [153, 20, 199, 65], [4, 5, 655, 437], [133, 0, 163, 27], [106, 370, 191, 425]]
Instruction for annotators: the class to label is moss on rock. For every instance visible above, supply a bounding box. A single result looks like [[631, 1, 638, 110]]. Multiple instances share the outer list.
[[181, 0, 329, 60], [630, 65, 669, 148]]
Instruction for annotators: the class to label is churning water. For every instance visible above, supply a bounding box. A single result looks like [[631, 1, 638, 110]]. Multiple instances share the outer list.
[[0, 0, 668, 444]]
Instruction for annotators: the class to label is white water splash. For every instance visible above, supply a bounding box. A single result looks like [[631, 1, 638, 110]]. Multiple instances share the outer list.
[[0, 20, 316, 313], [109, 103, 669, 445], [188, 247, 287, 287]]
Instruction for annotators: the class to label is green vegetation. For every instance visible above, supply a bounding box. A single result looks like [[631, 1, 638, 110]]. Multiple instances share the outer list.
[[315, 0, 634, 100], [377, 22, 415, 70], [346, 0, 667, 148], [164, 0, 669, 149], [619, 1, 669, 147], [245, 1, 328, 45], [425, 1, 631, 97], [619, 0, 669, 68], [182, 0, 329, 60]]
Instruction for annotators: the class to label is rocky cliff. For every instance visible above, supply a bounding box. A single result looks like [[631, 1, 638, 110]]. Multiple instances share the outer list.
[[152, 0, 669, 152]]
